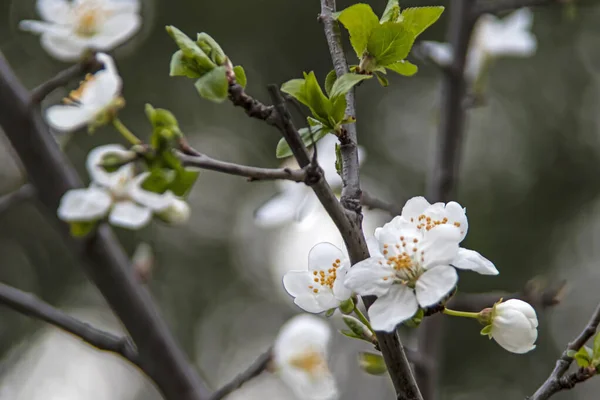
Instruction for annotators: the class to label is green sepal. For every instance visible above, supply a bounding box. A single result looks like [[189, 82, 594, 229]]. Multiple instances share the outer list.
[[170, 169, 200, 198], [166, 26, 215, 74], [325, 308, 336, 317], [69, 221, 97, 237], [400, 7, 445, 38], [404, 308, 425, 328], [146, 104, 183, 151], [335, 4, 380, 58], [194, 66, 229, 103], [233, 65, 247, 88], [358, 352, 388, 375], [339, 298, 355, 314], [480, 325, 493, 337], [375, 71, 389, 87]]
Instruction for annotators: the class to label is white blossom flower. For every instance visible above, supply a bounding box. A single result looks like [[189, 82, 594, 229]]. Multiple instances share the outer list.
[[422, 8, 536, 84], [255, 135, 366, 228], [397, 196, 498, 275], [58, 144, 188, 229], [273, 314, 338, 400], [486, 299, 538, 354], [20, 0, 141, 62], [283, 243, 352, 313], [45, 52, 122, 132]]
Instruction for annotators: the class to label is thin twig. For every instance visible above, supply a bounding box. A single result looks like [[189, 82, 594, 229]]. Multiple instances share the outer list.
[[0, 281, 139, 366], [361, 191, 403, 216], [178, 153, 307, 182], [228, 83, 276, 123], [530, 303, 600, 399], [209, 349, 272, 400], [0, 51, 209, 400], [0, 184, 36, 215], [474, 0, 558, 15]]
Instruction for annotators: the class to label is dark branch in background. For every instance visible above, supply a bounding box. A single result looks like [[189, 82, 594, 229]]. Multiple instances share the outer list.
[[0, 184, 36, 216], [474, 0, 559, 15], [209, 349, 272, 400], [530, 302, 600, 399], [0, 281, 139, 366], [419, 1, 477, 399], [361, 191, 403, 216], [0, 52, 209, 400], [178, 153, 307, 182]]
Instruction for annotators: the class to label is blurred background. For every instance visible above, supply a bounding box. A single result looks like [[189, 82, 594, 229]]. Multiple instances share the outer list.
[[1, 0, 600, 399]]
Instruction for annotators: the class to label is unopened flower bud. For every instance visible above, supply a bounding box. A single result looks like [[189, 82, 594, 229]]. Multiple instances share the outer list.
[[158, 198, 190, 225]]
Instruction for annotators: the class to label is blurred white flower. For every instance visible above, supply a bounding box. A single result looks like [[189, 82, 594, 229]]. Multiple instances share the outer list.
[[20, 0, 141, 61], [344, 196, 497, 332], [273, 314, 338, 400], [45, 53, 122, 132], [58, 144, 189, 229], [487, 299, 538, 354], [422, 8, 536, 84], [283, 243, 352, 314], [255, 135, 366, 228]]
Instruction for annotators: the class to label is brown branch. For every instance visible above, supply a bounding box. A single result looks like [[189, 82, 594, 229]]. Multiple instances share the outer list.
[[0, 184, 36, 215], [474, 0, 558, 15], [178, 153, 307, 182], [361, 191, 403, 216], [0, 281, 139, 366], [530, 303, 600, 399], [228, 83, 275, 123], [0, 52, 209, 400], [209, 349, 272, 400]]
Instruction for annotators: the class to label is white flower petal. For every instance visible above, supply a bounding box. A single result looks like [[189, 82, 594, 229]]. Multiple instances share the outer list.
[[415, 265, 457, 307], [315, 292, 340, 311], [108, 200, 152, 229], [86, 144, 134, 189], [401, 196, 431, 220], [294, 295, 327, 313], [255, 193, 299, 227], [89, 14, 142, 52], [57, 187, 111, 222], [104, 0, 141, 14], [128, 173, 175, 211], [443, 201, 469, 241], [420, 224, 460, 268], [497, 299, 538, 328], [308, 243, 344, 272], [368, 285, 418, 332], [501, 8, 534, 32], [280, 368, 338, 400], [492, 305, 538, 354], [283, 271, 315, 298], [343, 257, 394, 297], [332, 265, 352, 301], [36, 0, 71, 24], [19, 20, 71, 36], [452, 248, 499, 275], [274, 314, 331, 362], [45, 105, 94, 132]]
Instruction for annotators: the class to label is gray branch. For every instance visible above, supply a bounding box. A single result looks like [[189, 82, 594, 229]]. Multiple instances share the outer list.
[[0, 51, 209, 400], [209, 349, 272, 400], [0, 184, 36, 215], [0, 281, 139, 366]]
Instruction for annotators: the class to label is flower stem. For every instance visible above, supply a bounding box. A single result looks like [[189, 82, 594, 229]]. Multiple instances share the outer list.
[[443, 308, 480, 319], [112, 118, 141, 145], [354, 307, 375, 334]]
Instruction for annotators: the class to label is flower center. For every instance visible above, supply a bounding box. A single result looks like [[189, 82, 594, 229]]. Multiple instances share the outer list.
[[63, 74, 95, 105], [381, 236, 424, 285], [288, 350, 327, 376], [307, 259, 341, 294], [74, 2, 108, 37]]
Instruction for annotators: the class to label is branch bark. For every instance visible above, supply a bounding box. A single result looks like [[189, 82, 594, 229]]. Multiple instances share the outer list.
[[0, 281, 139, 365], [0, 52, 209, 400], [209, 349, 272, 400], [0, 184, 36, 215]]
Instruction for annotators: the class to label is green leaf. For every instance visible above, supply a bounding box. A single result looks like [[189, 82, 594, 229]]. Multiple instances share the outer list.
[[342, 315, 374, 342], [169, 50, 201, 79], [166, 26, 215, 73], [325, 308, 336, 317], [340, 329, 362, 340], [324, 70, 337, 97], [281, 72, 332, 126], [142, 168, 175, 194], [196, 32, 226, 65], [401, 7, 445, 38], [276, 123, 332, 159], [233, 65, 247, 88], [367, 22, 414, 67], [70, 221, 96, 237], [358, 352, 387, 375], [574, 346, 592, 368], [336, 4, 380, 58], [375, 71, 389, 86], [169, 169, 200, 197], [194, 66, 229, 103], [480, 325, 493, 336], [380, 0, 400, 23], [386, 60, 418, 76], [329, 73, 372, 101], [592, 333, 600, 366]]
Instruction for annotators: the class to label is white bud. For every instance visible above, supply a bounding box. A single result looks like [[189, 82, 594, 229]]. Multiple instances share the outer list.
[[490, 299, 538, 354], [158, 198, 190, 225]]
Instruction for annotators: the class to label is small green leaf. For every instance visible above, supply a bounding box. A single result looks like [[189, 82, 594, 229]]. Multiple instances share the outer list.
[[329, 73, 372, 101], [169, 50, 201, 79], [340, 329, 362, 340], [358, 352, 388, 375], [324, 70, 337, 97], [70, 221, 96, 237], [480, 325, 493, 336], [169, 169, 200, 197], [592, 333, 600, 366], [336, 4, 380, 58], [380, 0, 400, 23], [281, 72, 332, 126], [275, 125, 332, 158], [233, 65, 247, 88], [342, 315, 374, 342], [367, 22, 414, 66], [194, 66, 229, 103], [401, 7, 445, 38], [375, 71, 389, 86], [386, 60, 418, 76], [142, 168, 175, 194], [166, 26, 215, 73], [574, 346, 592, 368], [325, 308, 336, 317], [196, 32, 226, 65]]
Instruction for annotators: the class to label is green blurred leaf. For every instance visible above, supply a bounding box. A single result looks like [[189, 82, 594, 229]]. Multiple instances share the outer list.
[[375, 71, 389, 86], [404, 308, 425, 328], [169, 169, 200, 197], [367, 22, 414, 66], [325, 308, 336, 317], [329, 73, 372, 101], [169, 50, 201, 79], [340, 329, 362, 340], [380, 0, 400, 23], [166, 26, 215, 74], [574, 346, 592, 368], [233, 65, 247, 88], [386, 60, 418, 76], [358, 352, 387, 375], [196, 32, 226, 65], [324, 69, 337, 97], [194, 66, 229, 103], [335, 4, 380, 58], [592, 333, 600, 365], [70, 221, 96, 237], [141, 168, 175, 194], [401, 7, 445, 38], [276, 124, 332, 158]]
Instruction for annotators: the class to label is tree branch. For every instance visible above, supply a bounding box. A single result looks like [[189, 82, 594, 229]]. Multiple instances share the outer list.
[[209, 349, 272, 400], [0, 281, 139, 365], [474, 0, 558, 15], [178, 153, 307, 182], [361, 191, 403, 216], [0, 52, 209, 400], [530, 303, 600, 399], [0, 184, 36, 215]]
